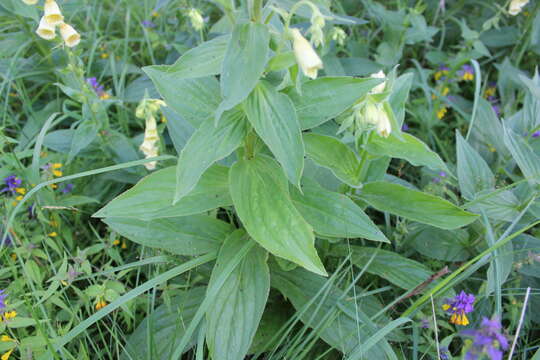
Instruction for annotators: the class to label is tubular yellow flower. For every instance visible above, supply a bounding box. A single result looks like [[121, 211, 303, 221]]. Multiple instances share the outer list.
[[36, 16, 56, 40], [376, 110, 392, 138], [370, 70, 386, 94], [187, 8, 204, 31], [1, 349, 13, 360], [508, 0, 529, 15], [59, 23, 81, 47], [139, 116, 159, 170], [291, 28, 323, 80], [95, 300, 107, 310], [44, 0, 64, 26], [364, 101, 392, 138]]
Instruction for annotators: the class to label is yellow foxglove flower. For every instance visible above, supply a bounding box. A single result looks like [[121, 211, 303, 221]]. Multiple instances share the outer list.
[[370, 70, 386, 94], [139, 116, 159, 170], [44, 0, 64, 26], [375, 110, 392, 138], [36, 16, 56, 40], [59, 23, 81, 47], [1, 349, 13, 360], [291, 28, 323, 80], [364, 101, 391, 138], [22, 0, 38, 4], [187, 8, 204, 31], [508, 0, 529, 15]]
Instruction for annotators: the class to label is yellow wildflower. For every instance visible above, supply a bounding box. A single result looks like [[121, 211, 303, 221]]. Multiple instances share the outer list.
[[1, 349, 13, 360], [52, 170, 63, 177], [437, 107, 448, 119], [3, 311, 16, 321], [48, 232, 58, 237], [95, 300, 107, 311], [0, 335, 14, 342], [15, 188, 26, 195]]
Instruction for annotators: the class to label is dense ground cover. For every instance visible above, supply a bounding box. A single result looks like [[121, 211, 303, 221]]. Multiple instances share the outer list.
[[1, 0, 540, 359]]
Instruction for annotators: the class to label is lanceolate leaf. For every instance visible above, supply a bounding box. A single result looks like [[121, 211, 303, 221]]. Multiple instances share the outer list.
[[333, 245, 432, 290], [245, 81, 304, 187], [229, 155, 326, 275], [143, 68, 221, 128], [503, 127, 540, 185], [456, 131, 495, 200], [206, 230, 270, 360], [359, 182, 478, 229], [286, 77, 383, 129], [103, 215, 232, 255], [365, 132, 448, 171], [291, 179, 388, 242], [175, 108, 248, 203], [93, 165, 231, 220], [303, 133, 362, 187], [121, 287, 206, 360], [216, 22, 270, 123]]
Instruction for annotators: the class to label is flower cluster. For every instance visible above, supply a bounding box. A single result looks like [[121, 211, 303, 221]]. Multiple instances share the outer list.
[[41, 162, 63, 189], [458, 64, 475, 81], [442, 291, 475, 326], [86, 77, 110, 100], [1, 176, 26, 206], [462, 317, 508, 360], [31, 0, 81, 47]]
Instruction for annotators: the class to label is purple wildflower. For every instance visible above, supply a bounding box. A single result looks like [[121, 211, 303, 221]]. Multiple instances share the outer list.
[[420, 318, 430, 328], [434, 65, 450, 81], [60, 183, 74, 194], [1, 175, 21, 195], [438, 171, 447, 178], [28, 204, 36, 220], [491, 104, 501, 117], [0, 290, 6, 312], [440, 346, 449, 360], [462, 317, 508, 360], [86, 77, 110, 99], [141, 20, 156, 28], [458, 65, 474, 81], [1, 232, 13, 247], [442, 291, 475, 325], [532, 130, 540, 138], [401, 123, 410, 131]]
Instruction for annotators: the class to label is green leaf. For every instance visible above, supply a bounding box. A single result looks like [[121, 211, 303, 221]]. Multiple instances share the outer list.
[[121, 287, 206, 360], [93, 165, 232, 220], [230, 155, 326, 275], [456, 131, 495, 200], [175, 109, 248, 203], [287, 77, 384, 129], [359, 182, 478, 229], [245, 81, 304, 187], [271, 267, 396, 357], [206, 230, 270, 360], [144, 67, 221, 128], [216, 23, 270, 122], [332, 245, 432, 290], [405, 225, 470, 261], [291, 178, 388, 242], [159, 35, 230, 79], [303, 133, 361, 187], [103, 215, 232, 255], [503, 127, 540, 185], [68, 121, 98, 162], [467, 190, 520, 222], [365, 133, 447, 171]]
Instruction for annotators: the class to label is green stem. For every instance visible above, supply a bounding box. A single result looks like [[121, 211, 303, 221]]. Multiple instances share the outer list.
[[252, 0, 263, 22]]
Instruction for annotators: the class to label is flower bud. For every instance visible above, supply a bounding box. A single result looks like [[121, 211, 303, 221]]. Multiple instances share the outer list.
[[370, 70, 386, 94], [508, 0, 529, 15], [331, 27, 347, 46], [44, 0, 64, 26], [36, 16, 56, 40], [188, 8, 204, 31], [290, 28, 323, 80], [139, 116, 159, 170], [22, 0, 39, 4], [59, 23, 81, 47]]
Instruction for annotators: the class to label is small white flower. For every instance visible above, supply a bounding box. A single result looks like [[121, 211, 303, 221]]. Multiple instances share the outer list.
[[44, 0, 64, 26], [140, 115, 160, 170], [370, 70, 386, 94], [59, 23, 81, 47], [36, 16, 56, 40], [364, 101, 391, 138], [21, 0, 39, 5], [187, 8, 204, 31], [291, 28, 323, 79], [331, 27, 347, 46], [508, 0, 529, 15], [375, 110, 392, 138]]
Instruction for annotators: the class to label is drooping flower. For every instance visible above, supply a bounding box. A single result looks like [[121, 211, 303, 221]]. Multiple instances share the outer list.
[[434, 65, 450, 81], [36, 16, 56, 40], [331, 27, 347, 46], [508, 0, 529, 16], [458, 64, 474, 81], [59, 22, 81, 47], [462, 317, 508, 360], [187, 8, 204, 31], [290, 28, 323, 79], [364, 101, 392, 138], [95, 299, 107, 311], [1, 176, 21, 195], [442, 291, 475, 326], [44, 0, 64, 26]]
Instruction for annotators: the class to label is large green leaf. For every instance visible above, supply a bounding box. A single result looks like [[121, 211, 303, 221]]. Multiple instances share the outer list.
[[503, 127, 540, 185], [245, 81, 304, 187], [365, 132, 447, 171], [103, 215, 232, 255], [291, 179, 388, 242], [143, 67, 221, 128], [286, 77, 383, 129], [216, 23, 270, 122], [121, 287, 205, 360], [175, 109, 248, 203], [230, 155, 326, 275], [303, 133, 362, 187], [206, 230, 270, 360], [93, 165, 231, 220], [456, 131, 495, 200], [405, 225, 470, 262], [359, 182, 478, 229], [162, 35, 230, 79], [271, 267, 396, 358], [332, 246, 432, 290]]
